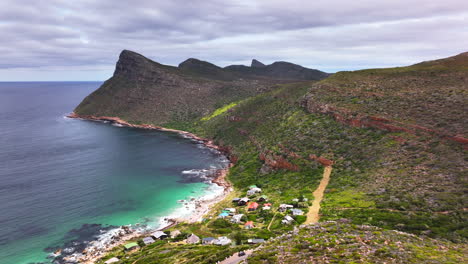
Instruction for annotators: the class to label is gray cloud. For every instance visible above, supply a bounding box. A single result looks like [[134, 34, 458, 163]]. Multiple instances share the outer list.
[[0, 0, 467, 80]]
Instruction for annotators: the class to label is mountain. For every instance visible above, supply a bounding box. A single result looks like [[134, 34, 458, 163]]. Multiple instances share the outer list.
[[223, 59, 330, 80], [73, 50, 328, 127], [73, 51, 467, 264]]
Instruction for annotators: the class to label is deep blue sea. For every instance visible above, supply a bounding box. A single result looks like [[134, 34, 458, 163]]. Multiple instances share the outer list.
[[0, 82, 228, 264]]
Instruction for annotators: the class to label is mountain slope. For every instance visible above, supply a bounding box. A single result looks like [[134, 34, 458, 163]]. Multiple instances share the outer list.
[[74, 50, 328, 127]]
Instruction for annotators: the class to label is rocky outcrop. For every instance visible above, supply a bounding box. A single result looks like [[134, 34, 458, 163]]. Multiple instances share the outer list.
[[303, 100, 468, 146], [251, 59, 266, 68]]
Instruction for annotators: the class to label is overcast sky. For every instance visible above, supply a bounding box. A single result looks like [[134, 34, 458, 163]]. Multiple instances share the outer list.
[[0, 0, 467, 81]]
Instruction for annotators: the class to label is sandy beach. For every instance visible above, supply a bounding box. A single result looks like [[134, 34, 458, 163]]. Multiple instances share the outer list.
[[64, 113, 233, 264]]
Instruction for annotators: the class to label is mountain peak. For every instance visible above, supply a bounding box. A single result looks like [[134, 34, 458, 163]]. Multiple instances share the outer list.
[[251, 59, 266, 68]]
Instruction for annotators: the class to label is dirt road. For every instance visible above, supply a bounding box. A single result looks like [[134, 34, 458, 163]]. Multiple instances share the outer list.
[[305, 166, 332, 224]]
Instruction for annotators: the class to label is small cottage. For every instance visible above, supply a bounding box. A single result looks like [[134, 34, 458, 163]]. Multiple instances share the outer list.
[[291, 208, 304, 216], [247, 202, 259, 211], [218, 212, 229, 218], [257, 195, 268, 202], [124, 242, 139, 251], [152, 231, 168, 239], [231, 214, 244, 223], [170, 230, 181, 238], [238, 197, 250, 206], [247, 187, 262, 196], [247, 238, 265, 244], [279, 204, 294, 212], [105, 257, 120, 264], [142, 236, 155, 245], [224, 208, 236, 214], [281, 215, 294, 225], [232, 198, 241, 203], [186, 233, 200, 244], [244, 221, 254, 229], [214, 236, 232, 246], [202, 237, 216, 245]]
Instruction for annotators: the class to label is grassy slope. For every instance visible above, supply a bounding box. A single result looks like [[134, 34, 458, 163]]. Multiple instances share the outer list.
[[249, 221, 467, 264]]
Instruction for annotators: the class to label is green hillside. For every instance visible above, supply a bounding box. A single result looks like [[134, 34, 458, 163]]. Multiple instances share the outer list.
[[74, 51, 467, 263]]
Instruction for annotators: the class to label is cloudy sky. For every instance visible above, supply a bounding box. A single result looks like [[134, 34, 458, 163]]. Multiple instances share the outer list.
[[1, 0, 467, 81]]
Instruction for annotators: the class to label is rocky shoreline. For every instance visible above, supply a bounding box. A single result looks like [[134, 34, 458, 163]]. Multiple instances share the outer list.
[[59, 113, 234, 263]]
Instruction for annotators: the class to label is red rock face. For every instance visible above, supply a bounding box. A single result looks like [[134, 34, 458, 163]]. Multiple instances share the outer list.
[[309, 154, 334, 166], [259, 151, 299, 171], [304, 102, 467, 146]]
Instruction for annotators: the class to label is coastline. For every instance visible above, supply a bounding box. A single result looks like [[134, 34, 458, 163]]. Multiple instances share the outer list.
[[64, 112, 234, 264]]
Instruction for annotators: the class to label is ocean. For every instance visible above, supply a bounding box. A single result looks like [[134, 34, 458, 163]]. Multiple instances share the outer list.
[[0, 82, 228, 264]]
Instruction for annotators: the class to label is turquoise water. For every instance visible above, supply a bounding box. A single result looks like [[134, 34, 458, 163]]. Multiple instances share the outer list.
[[0, 82, 228, 264]]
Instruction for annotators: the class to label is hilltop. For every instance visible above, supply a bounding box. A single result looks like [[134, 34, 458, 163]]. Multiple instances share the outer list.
[[71, 51, 467, 264]]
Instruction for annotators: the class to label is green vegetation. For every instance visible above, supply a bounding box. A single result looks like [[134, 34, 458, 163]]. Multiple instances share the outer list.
[[249, 221, 467, 263], [201, 102, 238, 121]]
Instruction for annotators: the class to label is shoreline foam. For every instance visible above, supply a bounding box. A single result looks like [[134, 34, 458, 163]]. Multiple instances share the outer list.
[[62, 113, 233, 264]]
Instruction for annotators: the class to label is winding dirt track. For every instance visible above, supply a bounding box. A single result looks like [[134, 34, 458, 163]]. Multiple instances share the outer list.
[[305, 166, 332, 225]]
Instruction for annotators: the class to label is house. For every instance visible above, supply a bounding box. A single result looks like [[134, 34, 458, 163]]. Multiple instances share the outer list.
[[262, 205, 271, 210], [214, 236, 232, 246], [247, 202, 259, 211], [292, 198, 299, 202], [142, 236, 155, 245], [186, 233, 200, 244], [152, 231, 168, 239], [218, 212, 229, 218], [244, 221, 254, 229], [231, 214, 244, 223], [281, 215, 294, 224], [247, 187, 262, 196], [238, 197, 250, 206], [248, 185, 258, 189], [257, 195, 268, 202], [247, 238, 265, 244], [279, 204, 294, 212], [202, 237, 216, 245], [105, 257, 120, 264], [232, 198, 241, 203], [224, 208, 236, 214], [124, 242, 139, 251], [170, 230, 181, 238], [291, 208, 304, 216]]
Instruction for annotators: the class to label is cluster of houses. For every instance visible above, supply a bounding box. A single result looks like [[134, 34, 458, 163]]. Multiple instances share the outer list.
[[185, 233, 232, 246]]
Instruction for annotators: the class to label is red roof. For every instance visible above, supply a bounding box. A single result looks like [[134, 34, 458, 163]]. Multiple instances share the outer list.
[[245, 221, 254, 226], [248, 202, 259, 209], [263, 203, 272, 206]]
